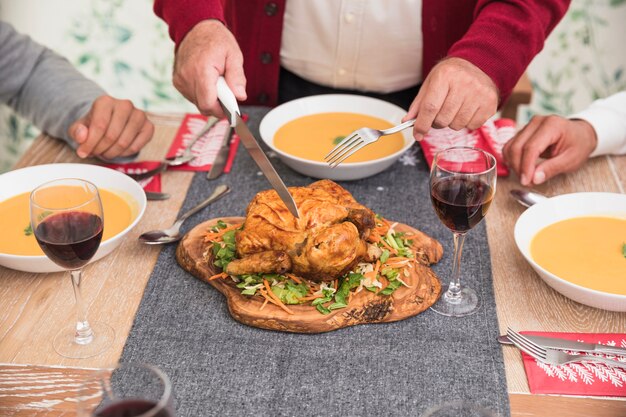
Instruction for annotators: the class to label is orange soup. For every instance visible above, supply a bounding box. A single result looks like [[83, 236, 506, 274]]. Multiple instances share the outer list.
[[530, 216, 626, 295], [274, 112, 405, 163], [0, 187, 133, 256]]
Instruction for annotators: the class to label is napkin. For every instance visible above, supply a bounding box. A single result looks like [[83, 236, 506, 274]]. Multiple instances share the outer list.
[[165, 113, 241, 173], [104, 161, 162, 192], [520, 331, 626, 397], [418, 118, 515, 176]]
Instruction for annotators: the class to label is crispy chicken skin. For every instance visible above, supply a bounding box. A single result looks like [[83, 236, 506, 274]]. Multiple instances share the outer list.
[[233, 180, 378, 282]]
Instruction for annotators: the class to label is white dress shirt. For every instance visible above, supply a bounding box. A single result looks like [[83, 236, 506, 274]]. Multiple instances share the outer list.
[[280, 0, 422, 93], [571, 92, 626, 157]]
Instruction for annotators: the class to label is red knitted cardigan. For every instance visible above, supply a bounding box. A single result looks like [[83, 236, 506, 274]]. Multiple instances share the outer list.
[[155, 0, 570, 107]]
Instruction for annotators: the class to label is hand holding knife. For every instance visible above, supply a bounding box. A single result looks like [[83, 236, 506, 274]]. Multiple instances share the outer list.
[[215, 77, 300, 218]]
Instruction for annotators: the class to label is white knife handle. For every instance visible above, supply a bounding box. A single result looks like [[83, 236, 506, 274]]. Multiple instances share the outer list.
[[217, 76, 241, 127]]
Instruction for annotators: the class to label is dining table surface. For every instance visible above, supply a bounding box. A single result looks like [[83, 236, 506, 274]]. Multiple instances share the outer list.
[[0, 111, 625, 417]]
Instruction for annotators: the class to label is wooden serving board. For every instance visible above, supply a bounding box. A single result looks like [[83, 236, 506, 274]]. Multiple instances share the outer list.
[[176, 217, 443, 333]]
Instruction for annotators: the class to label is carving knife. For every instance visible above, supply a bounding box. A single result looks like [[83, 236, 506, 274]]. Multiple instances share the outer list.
[[216, 77, 300, 218], [498, 334, 626, 356], [207, 123, 232, 180]]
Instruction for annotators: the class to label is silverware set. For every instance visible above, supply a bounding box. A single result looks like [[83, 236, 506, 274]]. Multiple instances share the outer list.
[[123, 116, 226, 201], [503, 328, 626, 369]]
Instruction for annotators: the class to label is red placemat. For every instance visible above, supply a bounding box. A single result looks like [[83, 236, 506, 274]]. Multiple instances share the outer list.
[[165, 114, 242, 172], [521, 331, 626, 396], [104, 161, 162, 192], [418, 118, 515, 176]]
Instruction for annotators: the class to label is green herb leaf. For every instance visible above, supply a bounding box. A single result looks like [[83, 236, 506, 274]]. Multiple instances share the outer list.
[[332, 136, 345, 145], [622, 243, 626, 258], [23, 224, 33, 236], [316, 303, 332, 315]]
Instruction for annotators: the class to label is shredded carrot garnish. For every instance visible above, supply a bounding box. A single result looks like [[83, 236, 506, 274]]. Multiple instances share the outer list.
[[385, 261, 411, 269], [348, 291, 353, 304], [260, 297, 269, 311], [386, 257, 413, 263], [379, 238, 398, 254], [367, 233, 381, 243], [299, 294, 324, 301], [263, 279, 294, 314], [208, 272, 228, 281], [332, 280, 338, 290], [378, 275, 389, 292], [286, 273, 302, 284]]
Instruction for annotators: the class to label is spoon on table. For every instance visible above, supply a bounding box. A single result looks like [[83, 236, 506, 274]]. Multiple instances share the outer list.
[[138, 184, 230, 244], [510, 189, 548, 208]]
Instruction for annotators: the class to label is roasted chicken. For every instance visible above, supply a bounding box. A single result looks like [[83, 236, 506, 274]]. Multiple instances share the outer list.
[[225, 180, 381, 282]]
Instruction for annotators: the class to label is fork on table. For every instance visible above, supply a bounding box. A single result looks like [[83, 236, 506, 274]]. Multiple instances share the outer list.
[[506, 328, 626, 369], [324, 118, 416, 167]]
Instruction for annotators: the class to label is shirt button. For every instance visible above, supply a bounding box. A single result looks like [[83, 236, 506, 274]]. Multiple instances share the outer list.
[[264, 2, 278, 16], [260, 52, 273, 64], [257, 92, 269, 104], [344, 13, 354, 23], [338, 68, 347, 76]]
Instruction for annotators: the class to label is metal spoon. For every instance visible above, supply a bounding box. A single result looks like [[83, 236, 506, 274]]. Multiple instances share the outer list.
[[138, 184, 230, 244], [510, 189, 548, 208]]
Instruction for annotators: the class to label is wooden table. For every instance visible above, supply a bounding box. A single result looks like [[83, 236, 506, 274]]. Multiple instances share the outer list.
[[1, 114, 625, 416]]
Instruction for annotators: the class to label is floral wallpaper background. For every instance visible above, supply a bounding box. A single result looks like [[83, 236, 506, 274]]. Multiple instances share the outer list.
[[0, 0, 625, 172]]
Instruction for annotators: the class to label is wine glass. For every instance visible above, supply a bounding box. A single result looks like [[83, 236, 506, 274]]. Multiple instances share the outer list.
[[429, 147, 497, 317], [30, 178, 114, 358], [78, 363, 173, 417]]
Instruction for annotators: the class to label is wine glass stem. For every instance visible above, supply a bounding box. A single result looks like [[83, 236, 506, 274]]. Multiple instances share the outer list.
[[445, 232, 467, 302], [70, 269, 94, 345]]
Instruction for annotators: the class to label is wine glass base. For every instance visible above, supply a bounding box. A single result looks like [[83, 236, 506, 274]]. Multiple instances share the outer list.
[[53, 322, 115, 359], [430, 287, 479, 317]]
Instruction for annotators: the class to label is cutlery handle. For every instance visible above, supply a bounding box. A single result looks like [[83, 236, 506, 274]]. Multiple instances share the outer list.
[[176, 184, 231, 226], [578, 355, 626, 369], [217, 76, 241, 127], [382, 119, 415, 135], [596, 347, 626, 357]]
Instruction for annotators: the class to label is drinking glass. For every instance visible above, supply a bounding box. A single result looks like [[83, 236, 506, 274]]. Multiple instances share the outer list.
[[30, 178, 114, 358], [78, 363, 174, 417], [429, 147, 497, 317]]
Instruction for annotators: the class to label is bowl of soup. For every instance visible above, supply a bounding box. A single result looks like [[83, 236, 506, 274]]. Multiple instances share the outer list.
[[0, 163, 147, 273], [259, 95, 414, 180], [514, 192, 626, 312]]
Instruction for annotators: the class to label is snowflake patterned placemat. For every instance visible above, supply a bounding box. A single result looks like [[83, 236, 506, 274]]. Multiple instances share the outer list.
[[166, 114, 241, 172], [104, 161, 162, 192], [521, 331, 626, 396], [419, 118, 515, 176]]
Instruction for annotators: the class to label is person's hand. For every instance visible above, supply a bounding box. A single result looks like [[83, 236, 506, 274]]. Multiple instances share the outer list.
[[502, 115, 598, 185], [173, 19, 247, 116], [403, 57, 499, 140], [69, 95, 154, 160]]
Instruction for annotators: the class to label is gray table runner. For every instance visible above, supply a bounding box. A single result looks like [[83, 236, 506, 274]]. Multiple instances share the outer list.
[[119, 107, 510, 417]]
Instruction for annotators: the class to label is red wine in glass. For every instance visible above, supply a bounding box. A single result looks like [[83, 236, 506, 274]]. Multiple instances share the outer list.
[[429, 147, 497, 317], [95, 399, 172, 417], [30, 178, 114, 358], [35, 211, 103, 270], [431, 177, 494, 234]]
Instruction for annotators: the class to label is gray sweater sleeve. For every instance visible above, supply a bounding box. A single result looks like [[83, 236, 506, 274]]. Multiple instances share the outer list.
[[0, 21, 105, 147]]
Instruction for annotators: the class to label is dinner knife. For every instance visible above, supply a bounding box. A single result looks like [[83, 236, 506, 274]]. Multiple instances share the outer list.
[[216, 77, 300, 218], [498, 334, 626, 356], [207, 123, 233, 180], [145, 191, 170, 201]]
